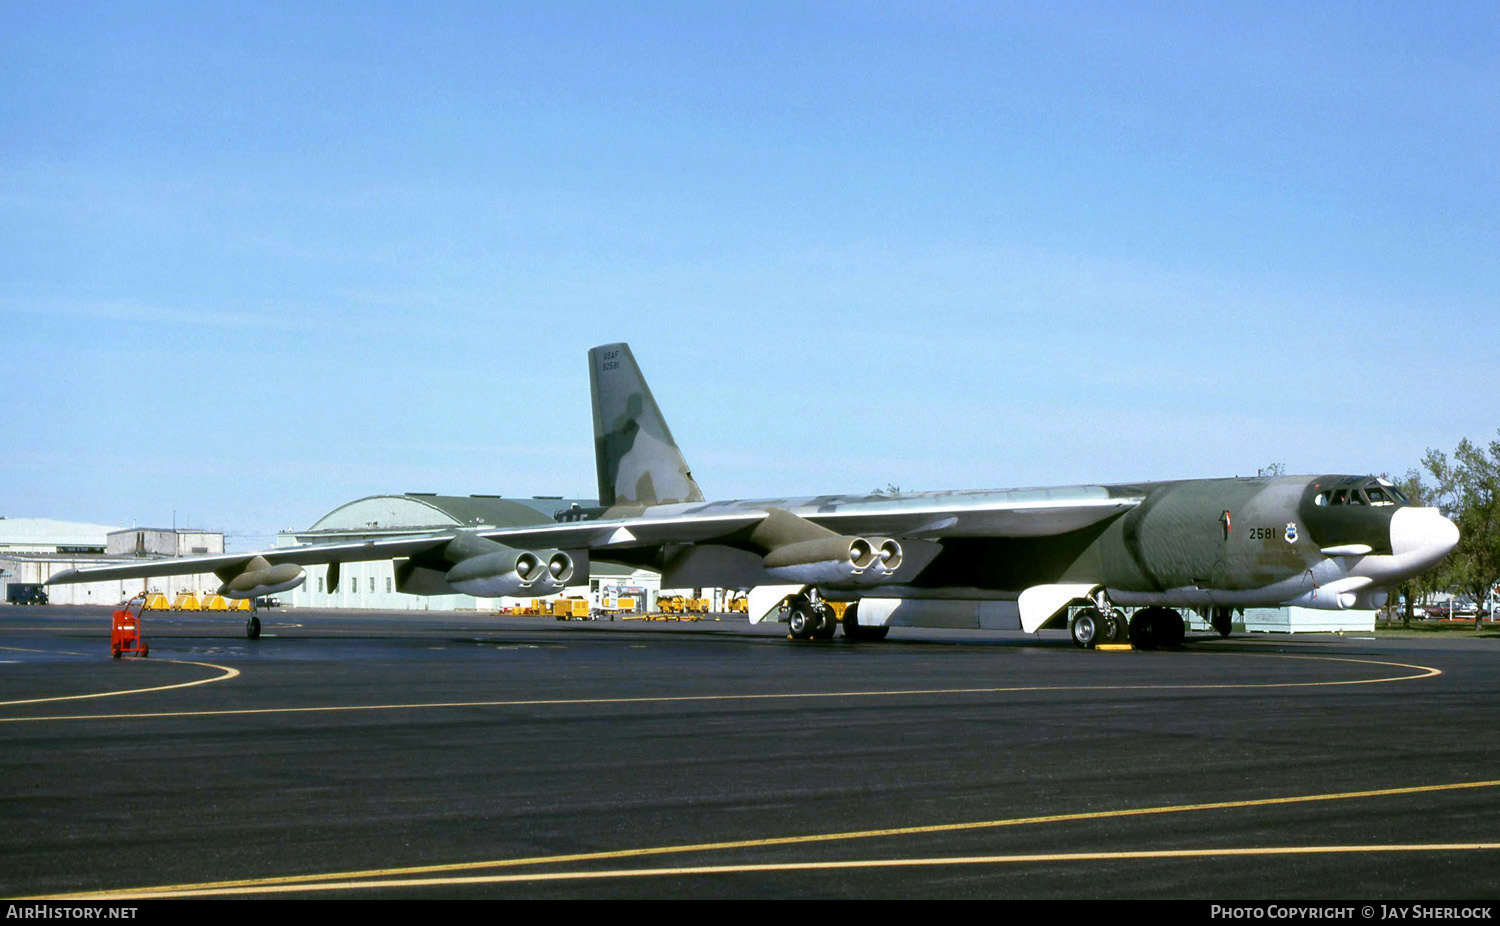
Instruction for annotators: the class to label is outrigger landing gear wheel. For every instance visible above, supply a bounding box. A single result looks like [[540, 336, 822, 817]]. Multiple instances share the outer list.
[[246, 615, 261, 640], [1071, 607, 1103, 649]]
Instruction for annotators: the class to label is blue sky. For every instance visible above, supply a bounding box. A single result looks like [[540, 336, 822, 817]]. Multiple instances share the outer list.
[[2, 1, 1496, 549]]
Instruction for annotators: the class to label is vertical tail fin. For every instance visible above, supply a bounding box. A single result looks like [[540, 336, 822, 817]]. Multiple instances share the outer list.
[[588, 343, 704, 507]]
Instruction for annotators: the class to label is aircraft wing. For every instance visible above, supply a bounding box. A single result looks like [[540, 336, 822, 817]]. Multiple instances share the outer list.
[[45, 532, 461, 585], [47, 496, 1137, 587], [796, 495, 1141, 538], [45, 513, 771, 586]]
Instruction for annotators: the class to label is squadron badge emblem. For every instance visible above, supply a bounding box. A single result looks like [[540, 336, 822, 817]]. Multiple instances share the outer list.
[[1285, 522, 1299, 544]]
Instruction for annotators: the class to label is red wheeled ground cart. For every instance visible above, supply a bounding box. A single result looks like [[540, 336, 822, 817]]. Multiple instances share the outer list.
[[111, 594, 150, 659]]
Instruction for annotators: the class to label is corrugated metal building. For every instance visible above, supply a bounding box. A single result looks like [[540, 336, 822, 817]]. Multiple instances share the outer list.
[[0, 519, 226, 606]]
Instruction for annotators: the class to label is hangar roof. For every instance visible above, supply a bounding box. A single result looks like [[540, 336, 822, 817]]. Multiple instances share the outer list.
[[0, 518, 121, 549], [303, 494, 597, 535]]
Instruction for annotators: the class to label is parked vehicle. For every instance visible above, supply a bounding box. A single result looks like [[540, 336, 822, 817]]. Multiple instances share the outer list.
[[6, 584, 49, 605]]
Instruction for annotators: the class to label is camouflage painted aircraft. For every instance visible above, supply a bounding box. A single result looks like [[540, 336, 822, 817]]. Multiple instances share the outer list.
[[50, 343, 1460, 648]]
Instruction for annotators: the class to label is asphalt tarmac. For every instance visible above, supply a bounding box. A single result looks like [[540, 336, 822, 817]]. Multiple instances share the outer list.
[[3, 604, 1499, 900]]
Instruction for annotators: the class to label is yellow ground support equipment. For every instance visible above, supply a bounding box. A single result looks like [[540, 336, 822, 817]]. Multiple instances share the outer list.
[[551, 598, 590, 620], [201, 595, 229, 611], [661, 595, 713, 614], [143, 593, 171, 611], [171, 593, 201, 611], [231, 598, 253, 612]]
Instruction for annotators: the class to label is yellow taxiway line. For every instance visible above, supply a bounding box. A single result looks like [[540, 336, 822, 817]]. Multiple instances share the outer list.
[[31, 777, 1500, 900], [0, 647, 240, 707], [0, 653, 1440, 724]]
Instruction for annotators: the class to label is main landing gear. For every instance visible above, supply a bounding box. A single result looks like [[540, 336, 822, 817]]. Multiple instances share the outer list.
[[786, 595, 837, 641], [784, 596, 889, 642], [1127, 606, 1185, 650], [1068, 605, 1127, 649], [246, 615, 261, 640], [1069, 596, 1185, 650]]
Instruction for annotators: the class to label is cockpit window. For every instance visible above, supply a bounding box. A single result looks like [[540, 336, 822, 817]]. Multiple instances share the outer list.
[[1317, 478, 1409, 508]]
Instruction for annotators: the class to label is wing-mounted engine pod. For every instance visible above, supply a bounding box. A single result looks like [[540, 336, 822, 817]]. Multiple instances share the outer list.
[[536, 550, 575, 587], [872, 538, 903, 572], [445, 546, 576, 598], [762, 536, 903, 586], [512, 551, 544, 583], [447, 547, 548, 598], [847, 537, 877, 571], [217, 556, 307, 600]]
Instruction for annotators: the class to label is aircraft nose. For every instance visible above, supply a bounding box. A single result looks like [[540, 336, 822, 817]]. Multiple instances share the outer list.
[[1390, 506, 1460, 564]]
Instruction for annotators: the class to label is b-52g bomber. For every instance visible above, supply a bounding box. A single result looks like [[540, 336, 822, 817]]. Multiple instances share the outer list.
[[51, 343, 1459, 649]]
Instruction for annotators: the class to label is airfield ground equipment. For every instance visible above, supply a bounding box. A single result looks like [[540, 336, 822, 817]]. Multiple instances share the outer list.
[[110, 595, 149, 659], [551, 598, 591, 620]]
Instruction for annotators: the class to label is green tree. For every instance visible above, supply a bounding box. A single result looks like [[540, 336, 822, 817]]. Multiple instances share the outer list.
[[1423, 430, 1500, 630]]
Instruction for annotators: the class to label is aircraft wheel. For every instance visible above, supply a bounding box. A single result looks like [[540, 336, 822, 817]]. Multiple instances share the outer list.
[[841, 603, 891, 641], [1211, 607, 1233, 637], [812, 608, 838, 640], [842, 603, 864, 640], [787, 603, 816, 640], [246, 616, 261, 640], [1101, 608, 1127, 644], [1128, 609, 1158, 650], [1157, 609, 1186, 648], [1070, 607, 1102, 649]]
